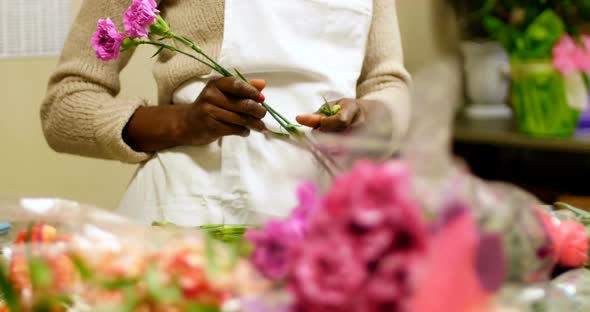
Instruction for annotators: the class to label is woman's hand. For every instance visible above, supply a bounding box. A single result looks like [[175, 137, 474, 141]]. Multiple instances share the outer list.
[[123, 77, 267, 152], [296, 98, 372, 132], [177, 77, 267, 145]]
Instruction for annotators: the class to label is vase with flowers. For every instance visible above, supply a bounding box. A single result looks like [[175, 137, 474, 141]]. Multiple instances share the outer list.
[[478, 1, 590, 137]]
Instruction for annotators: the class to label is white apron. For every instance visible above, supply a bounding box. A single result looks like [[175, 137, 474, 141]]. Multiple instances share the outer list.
[[118, 0, 373, 226]]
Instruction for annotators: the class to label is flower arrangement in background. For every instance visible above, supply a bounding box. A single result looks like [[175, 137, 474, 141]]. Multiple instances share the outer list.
[[91, 0, 339, 175], [0, 224, 268, 312], [483, 5, 590, 137]]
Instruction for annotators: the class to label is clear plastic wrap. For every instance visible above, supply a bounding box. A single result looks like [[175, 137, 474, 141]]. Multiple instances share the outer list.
[[0, 198, 269, 311]]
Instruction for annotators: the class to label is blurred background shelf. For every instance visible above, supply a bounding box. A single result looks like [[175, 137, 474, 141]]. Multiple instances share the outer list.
[[453, 115, 590, 206], [454, 116, 590, 153]]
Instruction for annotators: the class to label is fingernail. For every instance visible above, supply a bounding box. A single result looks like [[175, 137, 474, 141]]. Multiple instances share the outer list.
[[258, 93, 266, 103]]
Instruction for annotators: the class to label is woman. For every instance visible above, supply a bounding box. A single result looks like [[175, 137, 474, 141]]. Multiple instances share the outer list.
[[41, 0, 411, 226]]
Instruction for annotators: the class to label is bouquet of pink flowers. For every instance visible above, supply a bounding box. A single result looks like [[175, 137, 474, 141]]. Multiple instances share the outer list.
[[244, 159, 590, 312], [246, 161, 509, 312]]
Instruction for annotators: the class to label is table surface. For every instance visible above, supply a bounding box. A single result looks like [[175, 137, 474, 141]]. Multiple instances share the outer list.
[[453, 115, 590, 153]]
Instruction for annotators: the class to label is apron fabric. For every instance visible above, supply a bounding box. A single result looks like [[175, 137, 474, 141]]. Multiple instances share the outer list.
[[118, 0, 373, 226]]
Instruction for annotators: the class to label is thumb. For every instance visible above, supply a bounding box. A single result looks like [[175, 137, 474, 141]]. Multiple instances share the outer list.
[[296, 113, 324, 128]]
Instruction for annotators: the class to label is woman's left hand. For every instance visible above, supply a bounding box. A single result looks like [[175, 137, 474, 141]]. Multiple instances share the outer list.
[[296, 98, 374, 132]]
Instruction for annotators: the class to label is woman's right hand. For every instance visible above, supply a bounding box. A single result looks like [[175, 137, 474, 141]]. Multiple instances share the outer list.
[[123, 77, 267, 152]]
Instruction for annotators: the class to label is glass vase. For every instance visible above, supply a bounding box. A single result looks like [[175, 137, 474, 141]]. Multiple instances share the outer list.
[[510, 61, 581, 138]]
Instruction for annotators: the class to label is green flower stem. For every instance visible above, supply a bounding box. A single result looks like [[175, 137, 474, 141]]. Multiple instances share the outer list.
[[148, 35, 339, 176], [170, 35, 303, 133], [137, 40, 218, 72], [173, 35, 232, 77]]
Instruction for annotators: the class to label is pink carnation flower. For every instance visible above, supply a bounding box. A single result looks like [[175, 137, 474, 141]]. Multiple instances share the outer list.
[[310, 161, 423, 262], [290, 182, 321, 237], [535, 208, 589, 269], [91, 18, 127, 61], [290, 233, 367, 311], [245, 220, 299, 281], [123, 0, 160, 39], [246, 182, 320, 281], [553, 35, 590, 75], [557, 220, 589, 268], [290, 160, 428, 311], [553, 36, 579, 76]]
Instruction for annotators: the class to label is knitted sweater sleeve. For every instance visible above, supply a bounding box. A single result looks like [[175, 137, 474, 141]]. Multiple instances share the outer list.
[[41, 0, 151, 163], [356, 0, 412, 153]]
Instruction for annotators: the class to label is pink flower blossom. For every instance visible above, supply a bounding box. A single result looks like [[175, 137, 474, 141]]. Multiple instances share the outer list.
[[309, 161, 423, 262], [245, 182, 321, 280], [364, 252, 423, 310], [553, 35, 580, 76], [245, 221, 300, 281], [536, 207, 562, 265], [553, 35, 590, 75], [410, 210, 493, 312], [290, 182, 321, 237], [290, 233, 367, 311], [123, 0, 160, 39], [91, 18, 127, 61], [557, 220, 589, 268], [289, 160, 428, 311]]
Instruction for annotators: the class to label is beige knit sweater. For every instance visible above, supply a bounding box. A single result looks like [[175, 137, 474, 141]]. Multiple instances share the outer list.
[[41, 0, 411, 164]]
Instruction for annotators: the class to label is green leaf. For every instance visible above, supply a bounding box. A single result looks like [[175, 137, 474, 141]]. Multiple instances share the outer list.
[[185, 302, 221, 312], [555, 202, 590, 219], [145, 268, 182, 303], [71, 255, 92, 281], [151, 46, 165, 58], [99, 278, 138, 290], [29, 258, 53, 288], [0, 264, 20, 311], [521, 9, 565, 59]]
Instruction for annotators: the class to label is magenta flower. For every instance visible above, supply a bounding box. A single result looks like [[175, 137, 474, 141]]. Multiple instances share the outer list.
[[310, 160, 425, 262], [91, 18, 127, 61], [364, 252, 423, 310], [576, 35, 590, 73], [123, 0, 160, 39], [552, 35, 590, 76], [290, 233, 367, 310], [245, 221, 300, 281], [290, 182, 321, 237], [246, 182, 320, 281]]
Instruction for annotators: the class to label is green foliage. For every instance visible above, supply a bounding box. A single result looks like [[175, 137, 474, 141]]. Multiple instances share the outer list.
[[451, 0, 590, 40], [485, 9, 565, 59]]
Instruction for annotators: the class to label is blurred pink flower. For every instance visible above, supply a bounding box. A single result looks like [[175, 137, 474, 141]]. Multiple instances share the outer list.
[[553, 35, 590, 75], [290, 233, 366, 311], [91, 18, 127, 61], [245, 221, 299, 281], [290, 182, 321, 237], [289, 160, 427, 311], [577, 35, 590, 73], [553, 35, 580, 76], [363, 252, 424, 311], [123, 0, 160, 39], [246, 183, 320, 281], [410, 211, 493, 312], [310, 161, 423, 262], [557, 220, 589, 268], [536, 207, 562, 265]]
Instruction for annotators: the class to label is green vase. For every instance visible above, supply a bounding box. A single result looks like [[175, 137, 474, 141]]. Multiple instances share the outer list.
[[510, 61, 581, 138]]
